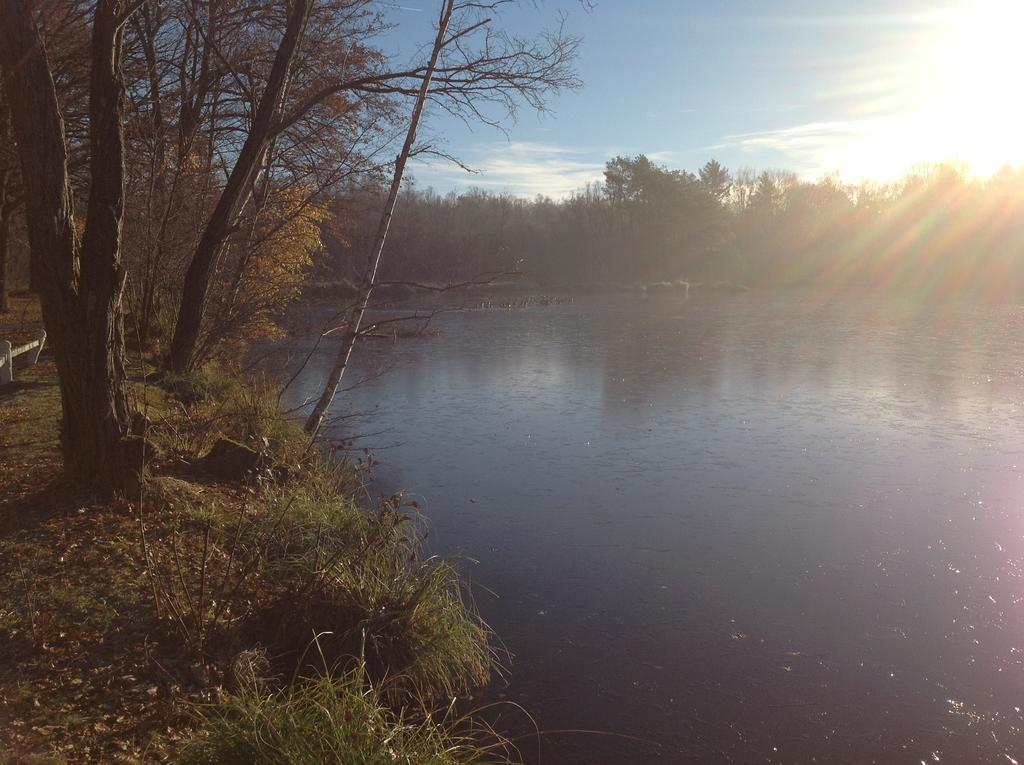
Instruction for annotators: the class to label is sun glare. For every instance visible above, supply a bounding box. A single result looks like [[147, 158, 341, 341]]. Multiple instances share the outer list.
[[830, 1, 1024, 180], [932, 0, 1024, 173]]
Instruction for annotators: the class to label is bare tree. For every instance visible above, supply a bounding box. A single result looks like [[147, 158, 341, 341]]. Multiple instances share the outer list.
[[118, 0, 392, 354], [165, 0, 579, 373], [303, 0, 453, 437], [163, 0, 317, 372]]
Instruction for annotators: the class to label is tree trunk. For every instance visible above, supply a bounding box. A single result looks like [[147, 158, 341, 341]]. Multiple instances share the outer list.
[[166, 0, 312, 372], [0, 0, 136, 494], [0, 106, 12, 313], [303, 0, 455, 438], [0, 206, 10, 313]]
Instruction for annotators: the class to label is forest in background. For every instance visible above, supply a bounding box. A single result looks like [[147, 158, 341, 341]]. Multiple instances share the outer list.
[[7, 144, 1024, 356], [9, 152, 1024, 331], [319, 156, 1024, 302]]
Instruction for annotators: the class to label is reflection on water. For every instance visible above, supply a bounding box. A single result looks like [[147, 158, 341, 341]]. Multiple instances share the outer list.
[[286, 292, 1024, 763]]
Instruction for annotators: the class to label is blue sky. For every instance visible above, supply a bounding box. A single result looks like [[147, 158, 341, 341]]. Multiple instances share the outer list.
[[378, 0, 1024, 197]]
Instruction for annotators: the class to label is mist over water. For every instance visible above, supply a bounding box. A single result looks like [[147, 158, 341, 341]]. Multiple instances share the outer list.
[[287, 292, 1024, 763]]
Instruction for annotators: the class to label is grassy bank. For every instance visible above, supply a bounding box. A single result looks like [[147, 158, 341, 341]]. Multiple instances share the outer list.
[[0, 296, 513, 764]]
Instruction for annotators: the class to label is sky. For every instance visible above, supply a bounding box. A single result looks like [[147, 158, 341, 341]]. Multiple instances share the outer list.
[[378, 0, 1024, 198]]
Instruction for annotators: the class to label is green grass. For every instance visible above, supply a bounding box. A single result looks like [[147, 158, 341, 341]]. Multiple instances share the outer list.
[[157, 366, 240, 406], [159, 464, 496, 702], [140, 367, 496, 701], [149, 364, 308, 466], [176, 669, 516, 765], [262, 531, 494, 701]]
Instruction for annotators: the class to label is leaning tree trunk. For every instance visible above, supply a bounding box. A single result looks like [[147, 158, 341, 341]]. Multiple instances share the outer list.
[[303, 0, 455, 438], [0, 0, 136, 494], [166, 0, 312, 373]]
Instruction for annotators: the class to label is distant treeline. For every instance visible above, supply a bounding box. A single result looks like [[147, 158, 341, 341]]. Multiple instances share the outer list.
[[319, 155, 1024, 301]]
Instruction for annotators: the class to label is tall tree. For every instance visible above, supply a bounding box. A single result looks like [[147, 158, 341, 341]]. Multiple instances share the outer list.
[[0, 0, 139, 492], [699, 159, 731, 202], [166, 0, 317, 372]]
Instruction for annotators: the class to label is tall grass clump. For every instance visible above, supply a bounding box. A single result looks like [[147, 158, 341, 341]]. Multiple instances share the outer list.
[[176, 669, 517, 765], [157, 365, 239, 406], [151, 365, 307, 463], [138, 363, 497, 759], [143, 460, 493, 702], [249, 478, 495, 702]]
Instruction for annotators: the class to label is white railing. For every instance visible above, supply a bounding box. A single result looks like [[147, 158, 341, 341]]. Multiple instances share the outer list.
[[0, 330, 47, 385]]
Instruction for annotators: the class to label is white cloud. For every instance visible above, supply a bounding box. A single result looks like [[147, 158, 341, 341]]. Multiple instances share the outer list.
[[645, 150, 681, 165], [714, 115, 965, 181], [410, 141, 606, 198], [717, 120, 885, 170]]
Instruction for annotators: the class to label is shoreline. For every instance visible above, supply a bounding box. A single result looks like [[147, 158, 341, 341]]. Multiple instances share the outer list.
[[0, 294, 511, 763]]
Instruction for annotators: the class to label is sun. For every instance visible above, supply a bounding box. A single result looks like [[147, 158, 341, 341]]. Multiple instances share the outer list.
[[831, 1, 1024, 181], [928, 0, 1024, 174]]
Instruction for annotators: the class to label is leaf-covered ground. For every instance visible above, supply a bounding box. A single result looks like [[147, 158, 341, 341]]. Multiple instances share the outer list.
[[0, 298, 239, 763]]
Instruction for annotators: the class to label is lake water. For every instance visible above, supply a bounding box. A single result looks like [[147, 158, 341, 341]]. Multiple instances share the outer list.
[[286, 292, 1024, 763]]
